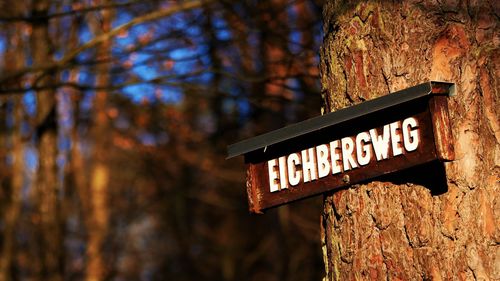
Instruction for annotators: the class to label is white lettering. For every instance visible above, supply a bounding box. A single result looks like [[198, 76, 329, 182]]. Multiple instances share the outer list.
[[316, 144, 330, 178], [370, 125, 390, 161], [402, 117, 419, 152], [267, 117, 422, 192], [268, 159, 279, 192], [301, 148, 317, 182], [356, 132, 371, 166], [330, 140, 342, 174], [278, 156, 289, 190], [341, 137, 358, 171], [390, 121, 403, 156], [287, 153, 301, 186]]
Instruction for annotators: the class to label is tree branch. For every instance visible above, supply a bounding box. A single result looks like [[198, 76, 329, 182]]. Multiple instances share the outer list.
[[0, 0, 214, 90], [0, 0, 143, 22]]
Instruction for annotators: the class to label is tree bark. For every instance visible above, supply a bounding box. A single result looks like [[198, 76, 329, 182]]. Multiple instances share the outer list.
[[320, 1, 499, 280]]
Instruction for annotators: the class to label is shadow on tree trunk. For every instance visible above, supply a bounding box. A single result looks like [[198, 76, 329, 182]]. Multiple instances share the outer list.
[[375, 161, 448, 196]]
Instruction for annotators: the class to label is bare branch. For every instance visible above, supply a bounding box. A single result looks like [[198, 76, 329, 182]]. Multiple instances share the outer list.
[[0, 0, 143, 22], [0, 0, 214, 89]]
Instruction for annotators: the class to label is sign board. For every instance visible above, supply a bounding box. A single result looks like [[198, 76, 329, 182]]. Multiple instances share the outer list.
[[227, 81, 455, 214]]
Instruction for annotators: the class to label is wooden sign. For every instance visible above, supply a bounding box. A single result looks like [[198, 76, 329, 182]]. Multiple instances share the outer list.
[[227, 81, 455, 214]]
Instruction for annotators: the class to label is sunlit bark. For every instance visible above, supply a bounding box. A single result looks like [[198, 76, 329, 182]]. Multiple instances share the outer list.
[[320, 1, 499, 280]]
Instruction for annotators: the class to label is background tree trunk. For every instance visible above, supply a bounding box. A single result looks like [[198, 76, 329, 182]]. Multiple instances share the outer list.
[[31, 0, 63, 280], [0, 2, 25, 278], [320, 1, 499, 280], [0, 99, 24, 281], [85, 2, 113, 280]]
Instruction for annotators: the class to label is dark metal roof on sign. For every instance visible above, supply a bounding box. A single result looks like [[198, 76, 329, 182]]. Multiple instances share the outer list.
[[227, 81, 454, 159]]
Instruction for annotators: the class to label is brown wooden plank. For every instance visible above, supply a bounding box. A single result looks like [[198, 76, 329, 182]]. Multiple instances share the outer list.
[[246, 164, 263, 214], [247, 106, 439, 213], [428, 95, 455, 161]]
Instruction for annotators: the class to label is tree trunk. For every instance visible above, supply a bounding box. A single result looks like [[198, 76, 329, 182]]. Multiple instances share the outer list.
[[31, 1, 63, 280], [0, 98, 24, 281], [0, 3, 25, 278], [320, 1, 499, 280], [85, 2, 113, 280]]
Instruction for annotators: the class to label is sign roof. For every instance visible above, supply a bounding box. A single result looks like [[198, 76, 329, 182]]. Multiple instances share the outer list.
[[227, 81, 455, 159]]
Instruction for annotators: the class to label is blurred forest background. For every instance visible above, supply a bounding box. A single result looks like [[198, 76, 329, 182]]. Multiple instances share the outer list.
[[0, 0, 325, 280]]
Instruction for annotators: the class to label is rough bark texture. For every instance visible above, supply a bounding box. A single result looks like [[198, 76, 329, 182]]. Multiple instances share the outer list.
[[320, 1, 499, 280]]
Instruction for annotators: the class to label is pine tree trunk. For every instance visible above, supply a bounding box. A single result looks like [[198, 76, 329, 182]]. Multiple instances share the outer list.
[[320, 1, 499, 280]]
